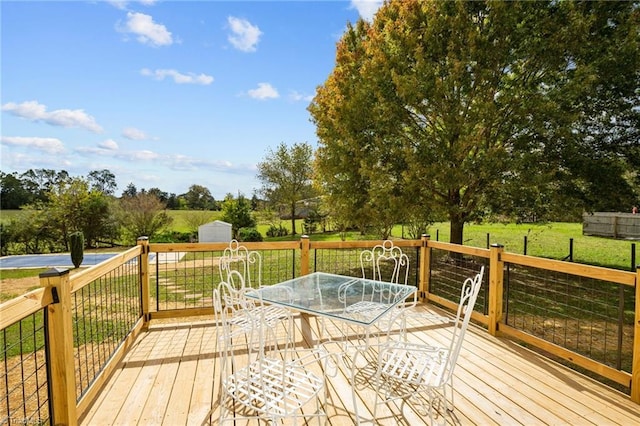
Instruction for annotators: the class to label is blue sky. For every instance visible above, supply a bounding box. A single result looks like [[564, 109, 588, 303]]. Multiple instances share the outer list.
[[1, 0, 382, 199]]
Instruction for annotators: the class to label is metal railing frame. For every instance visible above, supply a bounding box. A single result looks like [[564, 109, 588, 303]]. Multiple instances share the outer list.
[[1, 235, 638, 424]]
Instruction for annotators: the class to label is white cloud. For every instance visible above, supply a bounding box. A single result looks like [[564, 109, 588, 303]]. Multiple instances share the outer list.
[[107, 1, 128, 10], [130, 150, 160, 161], [1, 136, 65, 154], [1, 100, 103, 133], [122, 127, 150, 140], [227, 16, 262, 52], [108, 1, 157, 10], [140, 68, 213, 85], [289, 90, 314, 103], [99, 139, 119, 150], [350, 0, 383, 22], [248, 83, 279, 100], [119, 12, 172, 47]]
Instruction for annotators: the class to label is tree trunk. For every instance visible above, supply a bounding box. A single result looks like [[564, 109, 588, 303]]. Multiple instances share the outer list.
[[449, 215, 464, 245], [290, 203, 297, 235]]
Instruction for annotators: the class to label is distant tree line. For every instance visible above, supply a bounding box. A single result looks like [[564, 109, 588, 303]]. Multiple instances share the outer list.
[[0, 168, 263, 255], [0, 169, 227, 211]]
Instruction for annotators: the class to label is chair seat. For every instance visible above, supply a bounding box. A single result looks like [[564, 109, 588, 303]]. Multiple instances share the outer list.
[[224, 356, 325, 417], [379, 341, 448, 388], [345, 300, 389, 315], [227, 304, 289, 329]]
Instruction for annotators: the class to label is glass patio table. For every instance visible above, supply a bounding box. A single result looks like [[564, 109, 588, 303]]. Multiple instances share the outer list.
[[246, 271, 417, 346]]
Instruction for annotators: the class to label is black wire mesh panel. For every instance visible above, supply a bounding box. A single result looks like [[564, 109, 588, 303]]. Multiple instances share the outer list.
[[1, 310, 50, 426], [504, 263, 634, 374], [72, 257, 142, 399], [429, 248, 489, 315]]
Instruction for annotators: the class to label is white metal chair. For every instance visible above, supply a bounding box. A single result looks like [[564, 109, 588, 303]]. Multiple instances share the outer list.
[[339, 240, 414, 344], [217, 239, 291, 336], [214, 279, 333, 425], [352, 266, 485, 425]]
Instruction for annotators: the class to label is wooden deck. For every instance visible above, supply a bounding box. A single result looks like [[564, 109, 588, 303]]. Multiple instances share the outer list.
[[80, 304, 640, 425]]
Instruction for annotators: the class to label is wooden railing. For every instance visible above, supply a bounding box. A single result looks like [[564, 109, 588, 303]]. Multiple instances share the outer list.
[[1, 235, 638, 425]]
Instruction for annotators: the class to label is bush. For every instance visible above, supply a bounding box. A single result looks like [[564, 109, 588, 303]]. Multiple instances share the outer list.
[[152, 230, 193, 243], [238, 227, 263, 242], [266, 224, 288, 237]]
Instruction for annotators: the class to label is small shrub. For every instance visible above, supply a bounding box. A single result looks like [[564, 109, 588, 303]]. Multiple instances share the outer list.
[[70, 231, 84, 268], [238, 227, 263, 242]]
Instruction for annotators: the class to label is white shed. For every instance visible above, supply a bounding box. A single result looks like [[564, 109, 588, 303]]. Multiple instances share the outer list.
[[198, 220, 232, 243]]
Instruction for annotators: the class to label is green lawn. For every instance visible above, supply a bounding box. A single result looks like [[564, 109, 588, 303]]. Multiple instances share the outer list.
[[2, 209, 636, 271], [425, 222, 636, 271]]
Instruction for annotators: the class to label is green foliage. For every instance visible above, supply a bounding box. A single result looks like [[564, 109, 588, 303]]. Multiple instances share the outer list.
[[152, 230, 192, 243], [266, 224, 289, 237], [70, 231, 84, 268], [88, 169, 117, 195], [0, 172, 33, 209], [221, 194, 256, 238], [309, 0, 639, 244], [237, 227, 263, 242], [183, 184, 216, 210]]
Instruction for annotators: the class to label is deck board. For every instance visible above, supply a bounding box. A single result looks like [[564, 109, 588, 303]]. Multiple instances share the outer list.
[[79, 304, 640, 426]]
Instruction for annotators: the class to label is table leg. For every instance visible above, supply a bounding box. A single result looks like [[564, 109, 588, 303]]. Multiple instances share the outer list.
[[299, 312, 314, 347]]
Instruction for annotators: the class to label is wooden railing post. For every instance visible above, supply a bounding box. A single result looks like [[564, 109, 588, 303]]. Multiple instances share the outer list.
[[300, 235, 310, 276], [631, 265, 640, 403], [40, 267, 78, 426], [488, 244, 505, 336], [137, 237, 150, 326], [419, 234, 431, 302]]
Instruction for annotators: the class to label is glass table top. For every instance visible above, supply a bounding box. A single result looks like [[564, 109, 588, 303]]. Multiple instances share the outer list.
[[246, 272, 416, 326]]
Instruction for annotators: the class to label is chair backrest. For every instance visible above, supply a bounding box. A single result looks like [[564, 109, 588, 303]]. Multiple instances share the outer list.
[[215, 270, 249, 314], [360, 240, 409, 284], [442, 266, 485, 385], [219, 239, 262, 289]]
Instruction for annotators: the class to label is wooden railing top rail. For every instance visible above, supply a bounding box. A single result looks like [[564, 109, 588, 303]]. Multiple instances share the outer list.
[[309, 239, 422, 249], [0, 287, 52, 330], [149, 241, 300, 252], [428, 240, 491, 258], [149, 239, 424, 253], [69, 245, 143, 293], [502, 252, 636, 287]]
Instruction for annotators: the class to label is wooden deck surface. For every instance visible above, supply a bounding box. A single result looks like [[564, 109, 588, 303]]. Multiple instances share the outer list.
[[80, 304, 640, 425]]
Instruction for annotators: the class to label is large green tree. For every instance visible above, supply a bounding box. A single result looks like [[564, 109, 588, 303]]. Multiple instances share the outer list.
[[47, 177, 114, 248], [0, 172, 32, 209], [183, 184, 216, 210], [310, 0, 639, 244], [117, 192, 173, 242], [257, 142, 317, 235]]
